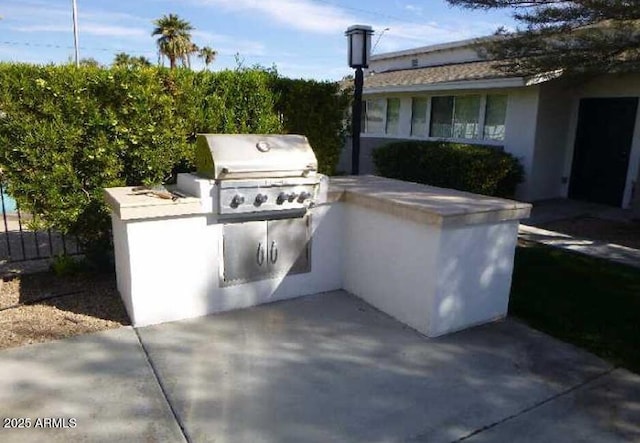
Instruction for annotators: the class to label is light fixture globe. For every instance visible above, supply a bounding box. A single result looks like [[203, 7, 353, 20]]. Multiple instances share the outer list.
[[345, 25, 373, 69]]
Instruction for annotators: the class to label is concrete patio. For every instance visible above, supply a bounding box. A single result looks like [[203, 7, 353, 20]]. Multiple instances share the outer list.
[[1, 291, 639, 442]]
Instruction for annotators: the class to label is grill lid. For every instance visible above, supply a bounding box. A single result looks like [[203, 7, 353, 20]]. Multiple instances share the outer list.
[[195, 134, 318, 180]]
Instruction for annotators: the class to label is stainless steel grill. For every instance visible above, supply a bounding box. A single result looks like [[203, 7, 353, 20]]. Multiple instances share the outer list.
[[195, 134, 320, 218], [193, 134, 323, 285]]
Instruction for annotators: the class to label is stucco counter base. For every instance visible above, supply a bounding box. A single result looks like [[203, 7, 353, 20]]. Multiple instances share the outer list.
[[330, 175, 531, 337], [105, 175, 531, 337]]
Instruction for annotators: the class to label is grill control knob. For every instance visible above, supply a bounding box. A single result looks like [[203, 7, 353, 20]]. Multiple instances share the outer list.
[[288, 192, 298, 202], [254, 193, 268, 206], [230, 195, 245, 208], [298, 191, 312, 203], [276, 192, 290, 205]]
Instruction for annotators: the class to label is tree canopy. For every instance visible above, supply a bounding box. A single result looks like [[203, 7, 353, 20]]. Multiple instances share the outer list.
[[152, 13, 194, 69], [199, 46, 218, 69], [113, 53, 152, 68], [447, 0, 640, 76]]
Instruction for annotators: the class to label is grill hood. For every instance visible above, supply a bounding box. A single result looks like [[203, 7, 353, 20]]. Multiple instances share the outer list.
[[195, 134, 318, 180]]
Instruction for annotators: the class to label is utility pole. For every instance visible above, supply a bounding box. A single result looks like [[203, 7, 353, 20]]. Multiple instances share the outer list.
[[71, 0, 79, 67]]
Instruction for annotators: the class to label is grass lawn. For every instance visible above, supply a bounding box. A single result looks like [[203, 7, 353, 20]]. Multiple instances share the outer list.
[[509, 242, 640, 374]]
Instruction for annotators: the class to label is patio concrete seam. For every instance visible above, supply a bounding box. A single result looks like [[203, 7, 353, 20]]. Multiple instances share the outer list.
[[450, 366, 617, 442], [133, 327, 192, 443]]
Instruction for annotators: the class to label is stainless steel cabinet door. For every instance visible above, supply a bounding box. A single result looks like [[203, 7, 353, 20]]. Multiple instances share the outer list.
[[222, 220, 268, 284], [267, 216, 310, 276]]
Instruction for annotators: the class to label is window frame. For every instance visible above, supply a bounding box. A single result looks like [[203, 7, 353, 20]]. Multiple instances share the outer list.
[[363, 97, 387, 135], [482, 94, 508, 141], [361, 93, 508, 145], [406, 93, 507, 145], [363, 97, 402, 136], [410, 97, 430, 137]]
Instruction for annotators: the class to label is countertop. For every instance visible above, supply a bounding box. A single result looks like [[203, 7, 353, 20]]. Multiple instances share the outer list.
[[327, 175, 531, 227], [104, 187, 202, 221], [104, 175, 531, 226]]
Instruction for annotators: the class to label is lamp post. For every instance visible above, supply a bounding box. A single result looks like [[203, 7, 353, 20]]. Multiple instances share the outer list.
[[345, 25, 373, 175]]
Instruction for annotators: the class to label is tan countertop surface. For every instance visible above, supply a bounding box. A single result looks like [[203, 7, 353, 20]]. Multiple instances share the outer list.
[[104, 187, 202, 221], [104, 175, 531, 226], [328, 175, 531, 227]]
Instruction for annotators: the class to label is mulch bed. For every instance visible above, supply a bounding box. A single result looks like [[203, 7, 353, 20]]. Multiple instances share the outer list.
[[0, 271, 130, 350], [539, 216, 640, 250]]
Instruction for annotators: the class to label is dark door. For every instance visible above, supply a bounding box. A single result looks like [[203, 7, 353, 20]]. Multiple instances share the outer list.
[[569, 97, 638, 206]]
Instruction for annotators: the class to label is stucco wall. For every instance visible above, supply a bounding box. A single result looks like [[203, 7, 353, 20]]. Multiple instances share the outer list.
[[348, 87, 541, 201], [338, 136, 408, 175], [502, 87, 540, 200], [529, 80, 574, 201]]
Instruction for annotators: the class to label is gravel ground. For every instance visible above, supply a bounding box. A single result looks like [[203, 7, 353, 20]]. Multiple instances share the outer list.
[[540, 216, 640, 250], [0, 272, 130, 350]]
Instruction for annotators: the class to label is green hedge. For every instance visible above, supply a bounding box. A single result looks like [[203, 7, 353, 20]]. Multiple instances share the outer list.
[[372, 141, 524, 198], [0, 64, 348, 263], [273, 78, 350, 175]]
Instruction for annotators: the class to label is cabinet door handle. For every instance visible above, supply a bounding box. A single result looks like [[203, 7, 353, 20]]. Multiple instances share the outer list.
[[256, 242, 265, 266], [269, 241, 278, 264]]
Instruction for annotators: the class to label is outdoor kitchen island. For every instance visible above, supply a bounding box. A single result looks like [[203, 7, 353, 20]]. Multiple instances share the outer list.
[[105, 171, 531, 338]]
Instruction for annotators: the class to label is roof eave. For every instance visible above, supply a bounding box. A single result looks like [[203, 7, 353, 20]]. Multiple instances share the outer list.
[[364, 77, 527, 94]]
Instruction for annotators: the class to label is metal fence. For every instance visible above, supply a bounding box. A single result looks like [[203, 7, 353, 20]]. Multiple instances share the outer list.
[[0, 180, 81, 264]]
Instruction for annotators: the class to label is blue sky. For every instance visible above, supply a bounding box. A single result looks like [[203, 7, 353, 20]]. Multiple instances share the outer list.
[[0, 0, 517, 80]]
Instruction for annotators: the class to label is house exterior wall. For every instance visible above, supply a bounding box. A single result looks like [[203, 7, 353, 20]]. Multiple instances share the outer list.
[[562, 74, 640, 209], [346, 87, 541, 201], [502, 88, 540, 200], [338, 136, 408, 175], [529, 80, 575, 201], [360, 35, 640, 208]]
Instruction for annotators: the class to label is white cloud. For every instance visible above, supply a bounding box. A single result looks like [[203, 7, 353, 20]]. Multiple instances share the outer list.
[[371, 20, 504, 54], [191, 30, 266, 56], [404, 4, 423, 15], [79, 24, 147, 38], [11, 25, 69, 33], [192, 0, 356, 34], [12, 23, 147, 38], [193, 0, 501, 53], [271, 60, 350, 80]]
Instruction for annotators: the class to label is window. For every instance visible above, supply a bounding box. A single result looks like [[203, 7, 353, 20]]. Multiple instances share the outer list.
[[430, 95, 481, 139], [364, 98, 400, 135], [430, 96, 454, 138], [411, 98, 428, 136], [452, 95, 481, 139], [364, 98, 385, 134], [483, 94, 507, 141], [385, 98, 401, 135], [429, 94, 507, 140]]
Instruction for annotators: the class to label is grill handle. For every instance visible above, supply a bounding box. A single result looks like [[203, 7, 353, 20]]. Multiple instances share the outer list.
[[256, 243, 265, 266], [269, 241, 278, 264]]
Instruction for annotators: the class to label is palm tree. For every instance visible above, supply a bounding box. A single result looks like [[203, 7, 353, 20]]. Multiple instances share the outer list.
[[134, 56, 152, 67], [198, 46, 217, 69], [183, 42, 200, 69], [151, 14, 194, 69], [79, 57, 101, 68], [113, 52, 133, 67], [113, 53, 152, 68]]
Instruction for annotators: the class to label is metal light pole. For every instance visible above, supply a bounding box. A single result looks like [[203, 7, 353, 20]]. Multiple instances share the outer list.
[[345, 25, 373, 175], [71, 0, 80, 67]]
